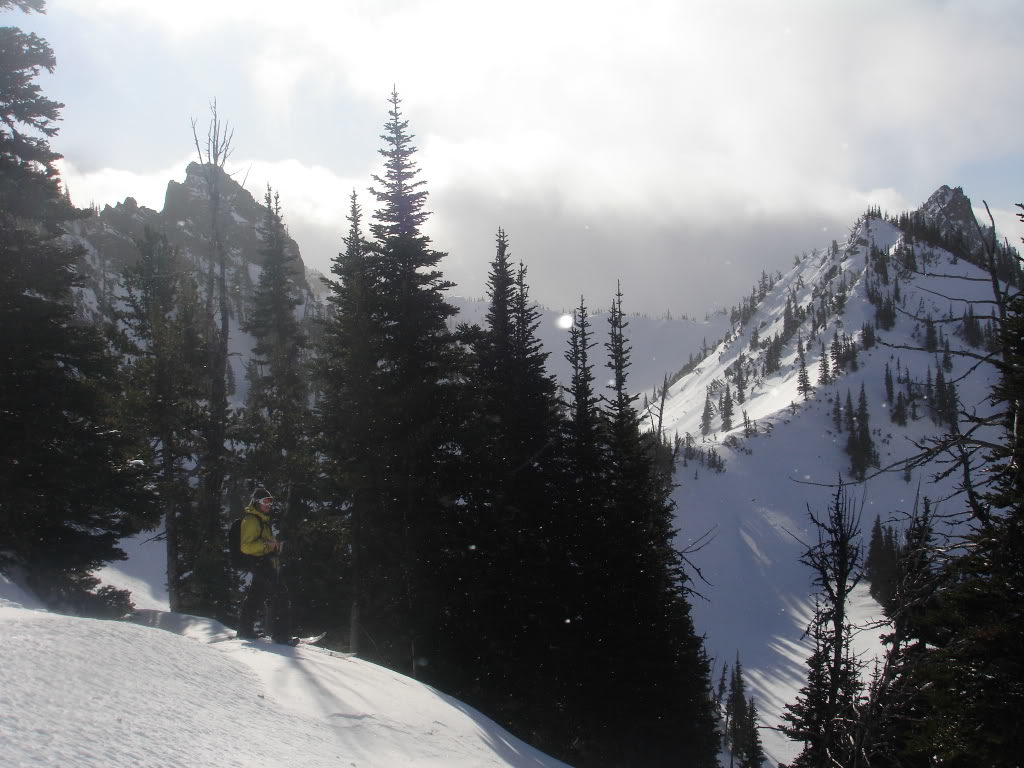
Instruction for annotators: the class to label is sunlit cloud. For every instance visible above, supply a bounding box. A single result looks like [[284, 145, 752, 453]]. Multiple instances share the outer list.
[[36, 0, 1024, 311], [57, 157, 193, 212]]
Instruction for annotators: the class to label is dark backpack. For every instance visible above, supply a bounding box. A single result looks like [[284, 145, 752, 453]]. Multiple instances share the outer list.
[[229, 513, 263, 570]]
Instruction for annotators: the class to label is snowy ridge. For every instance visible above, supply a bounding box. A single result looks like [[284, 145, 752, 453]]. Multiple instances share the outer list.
[[668, 208, 1003, 765]]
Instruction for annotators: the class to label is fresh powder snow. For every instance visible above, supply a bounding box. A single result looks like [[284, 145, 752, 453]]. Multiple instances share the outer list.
[[0, 574, 570, 768]]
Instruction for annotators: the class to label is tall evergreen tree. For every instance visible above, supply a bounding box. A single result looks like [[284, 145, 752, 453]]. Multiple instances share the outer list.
[[118, 229, 207, 612], [566, 286, 719, 768], [817, 341, 831, 386], [847, 383, 877, 480], [796, 336, 812, 401], [701, 389, 715, 436], [892, 391, 908, 427], [240, 187, 309, 490], [318, 92, 461, 676], [726, 653, 749, 763], [721, 384, 735, 431], [318, 189, 379, 653], [740, 697, 766, 768], [369, 90, 462, 675], [438, 231, 565, 745], [0, 0, 157, 609], [238, 187, 324, 634]]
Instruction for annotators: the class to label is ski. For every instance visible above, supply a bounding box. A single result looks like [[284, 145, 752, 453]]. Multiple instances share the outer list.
[[286, 632, 326, 646], [302, 645, 356, 660]]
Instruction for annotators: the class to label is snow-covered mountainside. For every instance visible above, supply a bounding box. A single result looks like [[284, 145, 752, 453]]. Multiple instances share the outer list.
[[665, 188, 1005, 764], [0, 574, 569, 768]]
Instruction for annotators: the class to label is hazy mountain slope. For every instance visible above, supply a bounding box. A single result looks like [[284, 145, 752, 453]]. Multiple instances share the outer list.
[[71, 164, 723, 403], [665, 193, 1004, 764], [450, 295, 730, 395]]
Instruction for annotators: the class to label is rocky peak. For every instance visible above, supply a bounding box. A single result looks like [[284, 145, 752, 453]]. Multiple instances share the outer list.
[[71, 162, 312, 324], [915, 184, 985, 254]]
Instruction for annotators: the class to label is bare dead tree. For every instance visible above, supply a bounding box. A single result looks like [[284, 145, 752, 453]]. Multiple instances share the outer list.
[[188, 99, 236, 618]]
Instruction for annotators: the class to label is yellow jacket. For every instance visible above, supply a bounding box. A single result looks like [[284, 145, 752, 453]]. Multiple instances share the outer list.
[[240, 505, 277, 557]]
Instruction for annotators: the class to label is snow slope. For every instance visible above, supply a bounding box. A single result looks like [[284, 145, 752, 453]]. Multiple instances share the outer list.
[[0, 577, 570, 768], [666, 211, 1002, 764]]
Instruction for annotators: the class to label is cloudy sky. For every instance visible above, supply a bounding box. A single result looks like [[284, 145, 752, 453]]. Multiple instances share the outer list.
[[16, 0, 1024, 316]]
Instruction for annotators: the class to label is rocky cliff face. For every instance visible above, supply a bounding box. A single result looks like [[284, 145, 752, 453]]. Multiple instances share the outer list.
[[916, 184, 988, 256], [70, 162, 314, 328]]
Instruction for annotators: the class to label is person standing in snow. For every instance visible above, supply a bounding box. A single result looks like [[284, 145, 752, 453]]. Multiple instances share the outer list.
[[237, 486, 286, 641]]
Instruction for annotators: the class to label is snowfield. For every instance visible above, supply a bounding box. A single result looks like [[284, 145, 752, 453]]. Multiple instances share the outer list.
[[666, 213, 995, 764], [0, 575, 570, 768]]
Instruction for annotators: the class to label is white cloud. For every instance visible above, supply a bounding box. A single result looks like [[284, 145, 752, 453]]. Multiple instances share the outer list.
[[43, 0, 1024, 311], [64, 1, 1024, 223], [243, 158, 363, 230], [57, 156, 193, 212]]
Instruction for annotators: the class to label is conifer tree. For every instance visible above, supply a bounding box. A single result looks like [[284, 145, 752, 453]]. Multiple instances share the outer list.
[[238, 187, 322, 632], [318, 91, 460, 675], [830, 331, 844, 377], [726, 653, 749, 762], [0, 0, 157, 609], [735, 363, 747, 403], [551, 290, 720, 767], [853, 498, 937, 768], [892, 391, 908, 427], [739, 697, 766, 768], [817, 341, 831, 386], [924, 315, 938, 353], [440, 231, 564, 742], [118, 229, 207, 612], [797, 336, 812, 401], [558, 295, 606, 757], [721, 384, 735, 431], [848, 383, 877, 480], [241, 187, 309, 491], [318, 189, 379, 654], [932, 367, 947, 426], [701, 389, 715, 436]]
